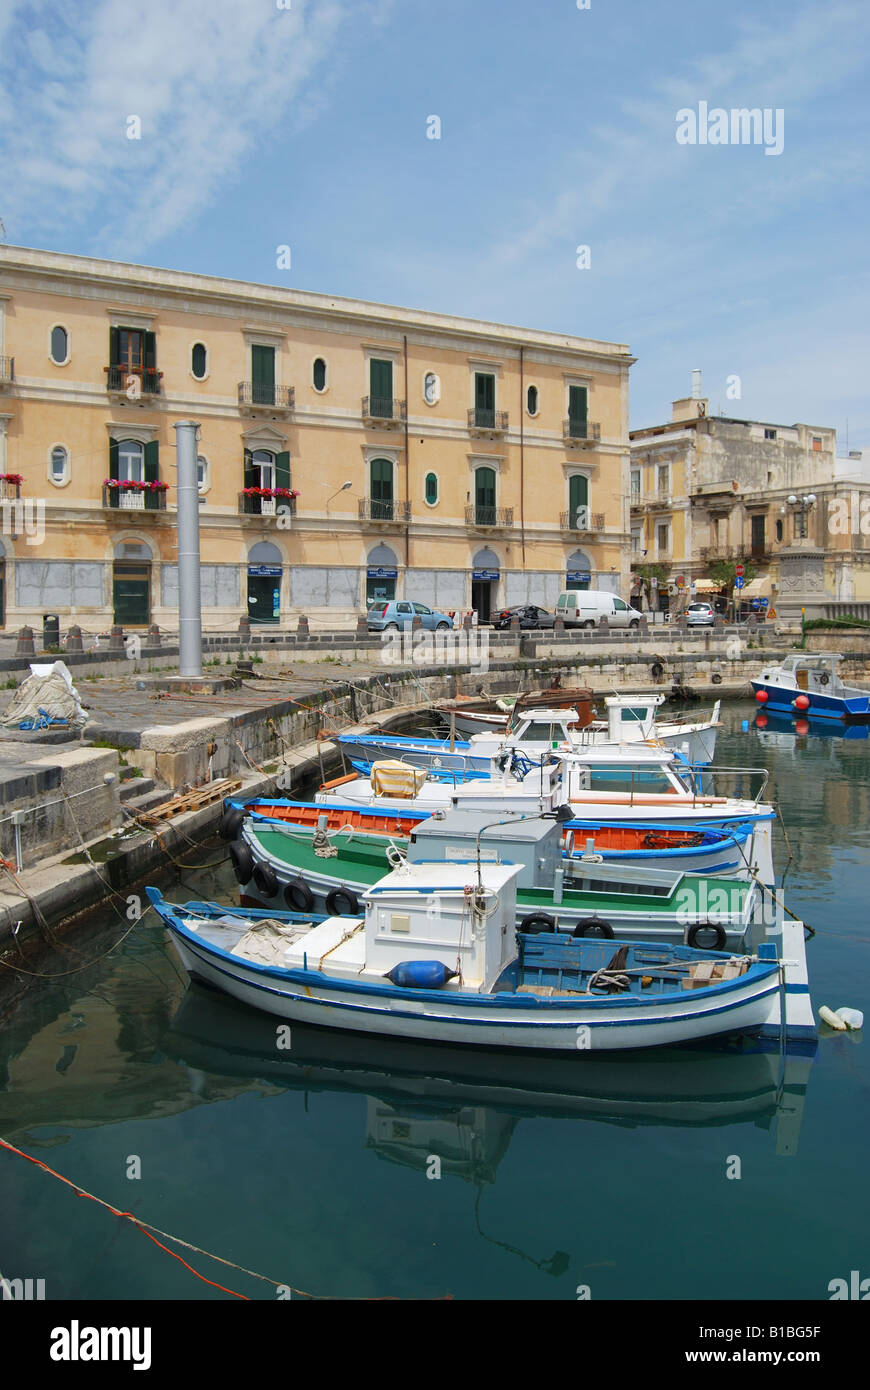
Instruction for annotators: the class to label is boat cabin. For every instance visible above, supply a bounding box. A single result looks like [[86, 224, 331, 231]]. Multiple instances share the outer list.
[[757, 653, 849, 697]]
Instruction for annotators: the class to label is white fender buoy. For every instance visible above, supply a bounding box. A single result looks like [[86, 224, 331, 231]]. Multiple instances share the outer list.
[[819, 1005, 847, 1031], [835, 1007, 864, 1031]]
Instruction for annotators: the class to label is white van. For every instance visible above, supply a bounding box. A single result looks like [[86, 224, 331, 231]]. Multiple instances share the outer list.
[[555, 590, 641, 629]]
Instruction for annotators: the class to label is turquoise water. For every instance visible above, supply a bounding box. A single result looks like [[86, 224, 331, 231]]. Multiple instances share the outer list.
[[1, 703, 868, 1301]]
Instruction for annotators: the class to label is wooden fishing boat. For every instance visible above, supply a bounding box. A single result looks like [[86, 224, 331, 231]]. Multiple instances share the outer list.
[[147, 870, 807, 1052], [434, 682, 596, 737], [229, 807, 763, 945], [751, 652, 870, 722], [220, 797, 755, 877]]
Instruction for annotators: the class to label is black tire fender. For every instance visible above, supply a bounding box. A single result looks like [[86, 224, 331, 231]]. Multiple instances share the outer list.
[[219, 806, 245, 841], [284, 878, 314, 913], [325, 886, 361, 916], [229, 839, 254, 884], [687, 921, 727, 951], [252, 862, 280, 899], [572, 917, 615, 939], [519, 912, 558, 934], [651, 661, 665, 681]]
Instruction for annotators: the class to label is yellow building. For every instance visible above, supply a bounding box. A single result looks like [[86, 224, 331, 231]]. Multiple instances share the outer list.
[[0, 246, 633, 631]]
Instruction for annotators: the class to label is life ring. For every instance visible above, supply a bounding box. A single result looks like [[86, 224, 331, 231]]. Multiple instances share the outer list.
[[819, 673, 830, 686], [252, 862, 280, 899], [711, 672, 723, 685], [572, 917, 614, 939], [326, 886, 361, 916], [284, 878, 314, 912], [563, 830, 576, 857], [229, 839, 254, 884], [687, 921, 727, 951], [651, 662, 665, 681], [519, 912, 557, 934], [219, 806, 245, 841]]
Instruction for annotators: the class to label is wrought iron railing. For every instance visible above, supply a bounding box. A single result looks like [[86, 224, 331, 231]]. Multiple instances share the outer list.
[[563, 418, 600, 442], [465, 504, 514, 528], [358, 497, 411, 523], [103, 484, 167, 512], [237, 382, 294, 409], [105, 365, 163, 395], [468, 408, 509, 432], [362, 396, 406, 423], [0, 356, 14, 385], [239, 492, 297, 517]]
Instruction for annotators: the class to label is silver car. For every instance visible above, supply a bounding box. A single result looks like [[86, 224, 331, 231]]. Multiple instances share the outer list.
[[685, 602, 716, 627]]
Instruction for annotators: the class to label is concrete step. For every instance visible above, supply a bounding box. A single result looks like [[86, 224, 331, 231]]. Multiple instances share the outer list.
[[119, 776, 155, 802], [121, 786, 173, 817]]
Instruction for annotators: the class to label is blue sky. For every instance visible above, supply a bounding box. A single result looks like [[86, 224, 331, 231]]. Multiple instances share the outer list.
[[1, 0, 868, 443]]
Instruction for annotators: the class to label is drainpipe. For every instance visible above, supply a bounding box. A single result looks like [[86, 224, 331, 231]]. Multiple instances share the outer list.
[[403, 335, 410, 576], [519, 345, 526, 565], [174, 420, 203, 678]]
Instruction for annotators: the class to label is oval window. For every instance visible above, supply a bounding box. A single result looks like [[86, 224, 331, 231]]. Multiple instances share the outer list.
[[191, 343, 207, 379], [423, 372, 440, 406], [50, 326, 68, 364], [313, 358, 327, 392], [526, 384, 538, 415], [51, 445, 68, 482], [425, 472, 438, 505]]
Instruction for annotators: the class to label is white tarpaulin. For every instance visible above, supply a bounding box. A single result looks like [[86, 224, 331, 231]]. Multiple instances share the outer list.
[[735, 575, 774, 599], [1, 661, 89, 729]]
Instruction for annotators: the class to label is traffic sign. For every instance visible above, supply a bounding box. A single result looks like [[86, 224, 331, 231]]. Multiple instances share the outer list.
[[735, 563, 745, 577], [650, 576, 658, 588], [734, 576, 745, 589], [675, 575, 685, 589]]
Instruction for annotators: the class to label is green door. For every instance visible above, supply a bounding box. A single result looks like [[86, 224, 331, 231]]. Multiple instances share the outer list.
[[475, 373, 495, 427], [113, 564, 150, 625], [370, 458, 394, 521], [475, 466, 496, 525], [568, 385, 588, 437], [370, 359, 393, 418], [251, 345, 276, 406]]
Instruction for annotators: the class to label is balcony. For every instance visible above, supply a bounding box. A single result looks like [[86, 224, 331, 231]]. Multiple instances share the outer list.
[[358, 497, 411, 524], [103, 483, 167, 512], [239, 490, 297, 519], [362, 396, 406, 428], [0, 475, 22, 502], [560, 508, 605, 533], [465, 504, 514, 530], [0, 357, 13, 390], [237, 382, 294, 416], [649, 489, 672, 510], [468, 407, 509, 436], [105, 365, 163, 398], [563, 419, 601, 447]]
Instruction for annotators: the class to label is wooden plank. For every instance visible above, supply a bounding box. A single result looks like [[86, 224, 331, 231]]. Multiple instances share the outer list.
[[139, 778, 243, 823]]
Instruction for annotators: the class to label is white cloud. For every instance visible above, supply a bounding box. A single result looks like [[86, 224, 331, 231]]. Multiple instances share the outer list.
[[0, 0, 379, 253]]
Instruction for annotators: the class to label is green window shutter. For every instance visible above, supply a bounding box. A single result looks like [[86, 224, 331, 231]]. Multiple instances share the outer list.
[[252, 346, 275, 388], [276, 451, 291, 491], [109, 438, 119, 481], [475, 373, 495, 412], [144, 441, 159, 482], [475, 467, 496, 508], [371, 458, 393, 501], [425, 472, 438, 505], [370, 359, 393, 401], [569, 386, 588, 431], [109, 327, 120, 367], [569, 475, 588, 519], [243, 449, 256, 489], [144, 332, 157, 371]]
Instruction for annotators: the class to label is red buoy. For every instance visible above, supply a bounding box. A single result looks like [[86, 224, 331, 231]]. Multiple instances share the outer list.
[[755, 689, 769, 703], [794, 718, 810, 736], [793, 694, 810, 711], [755, 713, 768, 729]]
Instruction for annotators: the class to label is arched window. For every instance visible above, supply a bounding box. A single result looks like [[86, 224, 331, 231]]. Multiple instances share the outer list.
[[191, 343, 208, 379], [366, 544, 398, 604], [118, 439, 144, 483], [50, 326, 69, 364], [50, 445, 68, 484], [526, 384, 538, 415], [474, 467, 496, 526], [313, 358, 327, 392], [566, 549, 592, 591], [252, 450, 275, 488], [424, 472, 438, 505], [370, 458, 394, 521], [197, 455, 208, 493]]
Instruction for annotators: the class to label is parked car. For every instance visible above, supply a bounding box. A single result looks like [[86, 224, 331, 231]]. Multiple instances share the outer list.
[[367, 600, 453, 632], [555, 590, 641, 629], [491, 605, 556, 630], [685, 602, 716, 628]]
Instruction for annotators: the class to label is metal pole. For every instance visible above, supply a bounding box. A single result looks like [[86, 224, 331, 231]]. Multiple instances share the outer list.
[[174, 420, 203, 678]]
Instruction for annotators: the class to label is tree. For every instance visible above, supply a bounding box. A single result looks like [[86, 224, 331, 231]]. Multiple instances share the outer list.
[[708, 557, 757, 589], [631, 561, 669, 608]]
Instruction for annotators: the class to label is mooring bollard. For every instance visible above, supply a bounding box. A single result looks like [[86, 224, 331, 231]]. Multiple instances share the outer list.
[[65, 625, 83, 652], [355, 614, 368, 639], [109, 625, 125, 652], [598, 616, 609, 633], [638, 615, 649, 636], [554, 616, 565, 634], [16, 626, 35, 657], [411, 615, 423, 632], [509, 615, 521, 633], [297, 615, 310, 639], [148, 624, 161, 647], [238, 615, 251, 642]]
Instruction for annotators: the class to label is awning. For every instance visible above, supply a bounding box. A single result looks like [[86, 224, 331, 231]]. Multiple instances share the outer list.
[[736, 575, 774, 599], [693, 578, 722, 593]]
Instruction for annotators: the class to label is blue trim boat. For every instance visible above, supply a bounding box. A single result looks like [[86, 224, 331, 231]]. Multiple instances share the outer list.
[[751, 653, 870, 721]]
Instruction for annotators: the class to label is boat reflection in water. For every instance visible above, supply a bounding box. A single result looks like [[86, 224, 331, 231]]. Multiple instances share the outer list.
[[754, 710, 870, 742], [163, 982, 813, 1175]]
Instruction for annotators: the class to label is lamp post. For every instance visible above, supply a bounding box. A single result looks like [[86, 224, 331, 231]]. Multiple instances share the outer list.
[[174, 420, 202, 678]]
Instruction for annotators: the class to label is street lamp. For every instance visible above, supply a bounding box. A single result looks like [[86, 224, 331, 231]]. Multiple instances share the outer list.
[[327, 480, 353, 505]]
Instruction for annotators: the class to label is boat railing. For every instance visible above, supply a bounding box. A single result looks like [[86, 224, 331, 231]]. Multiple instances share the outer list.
[[683, 766, 770, 806]]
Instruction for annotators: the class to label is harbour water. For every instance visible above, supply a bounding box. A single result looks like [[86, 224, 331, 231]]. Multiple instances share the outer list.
[[1, 702, 867, 1301]]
